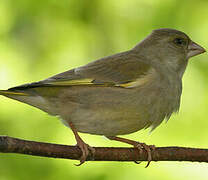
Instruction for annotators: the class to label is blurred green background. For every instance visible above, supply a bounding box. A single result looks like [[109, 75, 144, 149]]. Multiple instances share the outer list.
[[0, 0, 208, 179]]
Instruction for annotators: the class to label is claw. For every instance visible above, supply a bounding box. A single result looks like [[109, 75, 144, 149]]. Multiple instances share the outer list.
[[134, 161, 142, 164], [75, 141, 93, 166], [134, 142, 155, 168], [106, 136, 155, 167]]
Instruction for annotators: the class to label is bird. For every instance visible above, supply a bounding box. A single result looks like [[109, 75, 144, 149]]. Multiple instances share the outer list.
[[0, 28, 206, 167]]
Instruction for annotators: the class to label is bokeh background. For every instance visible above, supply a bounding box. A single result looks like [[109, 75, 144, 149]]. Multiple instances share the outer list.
[[0, 0, 208, 179]]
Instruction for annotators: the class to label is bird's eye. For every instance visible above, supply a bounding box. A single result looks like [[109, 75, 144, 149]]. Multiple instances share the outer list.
[[173, 38, 186, 46]]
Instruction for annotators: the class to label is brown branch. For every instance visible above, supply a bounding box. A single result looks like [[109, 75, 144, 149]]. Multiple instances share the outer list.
[[0, 136, 208, 164]]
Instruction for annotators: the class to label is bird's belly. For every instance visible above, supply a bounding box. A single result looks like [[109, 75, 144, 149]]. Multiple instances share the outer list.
[[68, 108, 149, 136]]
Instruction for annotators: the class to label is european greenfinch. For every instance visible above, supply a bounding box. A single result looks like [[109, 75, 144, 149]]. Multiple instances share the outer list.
[[0, 28, 206, 166]]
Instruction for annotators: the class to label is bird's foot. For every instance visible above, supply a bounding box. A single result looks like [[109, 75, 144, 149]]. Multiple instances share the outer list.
[[133, 142, 155, 168], [75, 135, 95, 166], [106, 136, 155, 167], [68, 122, 95, 166]]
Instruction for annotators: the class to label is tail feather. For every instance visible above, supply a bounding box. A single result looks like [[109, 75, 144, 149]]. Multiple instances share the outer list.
[[0, 90, 28, 96], [0, 89, 52, 114]]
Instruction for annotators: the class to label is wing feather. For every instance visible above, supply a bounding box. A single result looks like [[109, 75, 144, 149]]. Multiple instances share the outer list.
[[9, 50, 153, 90]]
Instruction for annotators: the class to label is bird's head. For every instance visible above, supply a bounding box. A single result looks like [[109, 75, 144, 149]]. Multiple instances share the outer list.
[[134, 28, 206, 76]]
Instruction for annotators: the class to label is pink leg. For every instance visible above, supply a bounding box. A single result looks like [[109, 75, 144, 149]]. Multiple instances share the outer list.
[[68, 122, 94, 166]]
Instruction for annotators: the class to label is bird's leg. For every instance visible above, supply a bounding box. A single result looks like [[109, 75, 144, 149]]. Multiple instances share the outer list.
[[68, 122, 95, 166], [106, 136, 155, 167]]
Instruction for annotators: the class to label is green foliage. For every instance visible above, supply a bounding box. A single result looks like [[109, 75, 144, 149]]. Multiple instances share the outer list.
[[0, 0, 207, 179]]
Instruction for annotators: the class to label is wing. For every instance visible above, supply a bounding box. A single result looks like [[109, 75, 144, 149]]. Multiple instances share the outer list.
[[9, 50, 154, 91]]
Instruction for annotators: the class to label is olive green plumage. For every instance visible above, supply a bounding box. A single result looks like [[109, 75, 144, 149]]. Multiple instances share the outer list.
[[0, 28, 205, 136]]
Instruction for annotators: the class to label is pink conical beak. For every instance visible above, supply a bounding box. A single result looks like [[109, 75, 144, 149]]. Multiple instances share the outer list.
[[187, 41, 206, 59]]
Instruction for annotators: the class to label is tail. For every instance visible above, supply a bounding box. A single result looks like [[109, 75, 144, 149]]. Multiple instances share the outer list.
[[0, 89, 53, 115], [0, 90, 28, 96]]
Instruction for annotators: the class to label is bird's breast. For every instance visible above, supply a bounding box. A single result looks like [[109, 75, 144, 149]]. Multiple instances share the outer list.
[[144, 73, 182, 130]]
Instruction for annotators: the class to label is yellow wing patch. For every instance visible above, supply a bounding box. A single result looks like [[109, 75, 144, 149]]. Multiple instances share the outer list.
[[47, 78, 116, 87], [0, 90, 28, 96], [118, 77, 150, 88], [47, 77, 151, 88], [47, 69, 154, 88], [118, 68, 155, 88], [47, 78, 94, 86]]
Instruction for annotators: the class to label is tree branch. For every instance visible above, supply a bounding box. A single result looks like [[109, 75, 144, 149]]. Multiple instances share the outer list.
[[0, 136, 208, 164]]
